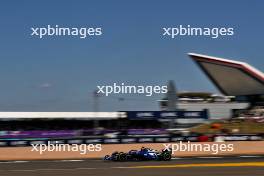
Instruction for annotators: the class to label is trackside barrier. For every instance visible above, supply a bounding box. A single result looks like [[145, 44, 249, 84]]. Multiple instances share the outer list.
[[0, 134, 263, 147]]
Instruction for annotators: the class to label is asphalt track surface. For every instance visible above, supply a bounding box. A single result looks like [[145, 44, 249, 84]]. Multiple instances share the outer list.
[[1, 156, 264, 176]]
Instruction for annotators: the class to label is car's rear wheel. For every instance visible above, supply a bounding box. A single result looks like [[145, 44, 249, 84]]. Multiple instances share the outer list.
[[162, 152, 172, 161]]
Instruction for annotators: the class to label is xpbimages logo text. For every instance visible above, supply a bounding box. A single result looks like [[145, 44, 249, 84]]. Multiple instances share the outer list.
[[162, 25, 234, 39], [31, 142, 102, 155], [30, 25, 102, 39], [96, 83, 168, 96], [163, 142, 234, 155]]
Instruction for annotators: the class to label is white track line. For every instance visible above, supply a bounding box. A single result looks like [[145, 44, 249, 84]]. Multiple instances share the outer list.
[[54, 160, 84, 162], [10, 167, 100, 172], [171, 157, 184, 160], [239, 155, 262, 158], [1, 155, 263, 164], [0, 161, 29, 164]]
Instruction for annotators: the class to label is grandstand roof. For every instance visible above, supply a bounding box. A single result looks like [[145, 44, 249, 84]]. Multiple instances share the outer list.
[[189, 53, 264, 96], [0, 112, 126, 119]]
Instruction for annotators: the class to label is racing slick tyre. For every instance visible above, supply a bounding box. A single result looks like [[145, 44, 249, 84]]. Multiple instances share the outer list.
[[104, 155, 110, 161], [162, 152, 172, 161], [118, 153, 127, 162], [111, 152, 119, 161]]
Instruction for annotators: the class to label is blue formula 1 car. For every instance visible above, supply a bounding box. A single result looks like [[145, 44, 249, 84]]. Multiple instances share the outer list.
[[104, 147, 172, 161]]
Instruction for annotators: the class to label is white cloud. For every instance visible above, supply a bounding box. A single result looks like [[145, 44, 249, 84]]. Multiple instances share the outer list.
[[38, 83, 52, 88]]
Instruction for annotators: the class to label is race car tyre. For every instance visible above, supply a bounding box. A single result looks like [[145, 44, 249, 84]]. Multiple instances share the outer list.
[[162, 152, 172, 161], [104, 155, 110, 160], [118, 153, 127, 162]]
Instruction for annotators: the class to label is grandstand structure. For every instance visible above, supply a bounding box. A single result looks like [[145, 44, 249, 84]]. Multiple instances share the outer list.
[[0, 112, 125, 119], [185, 53, 264, 119], [188, 53, 264, 97], [161, 53, 264, 120]]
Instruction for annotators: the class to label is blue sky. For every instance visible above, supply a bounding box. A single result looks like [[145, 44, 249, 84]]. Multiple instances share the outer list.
[[0, 0, 263, 111]]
